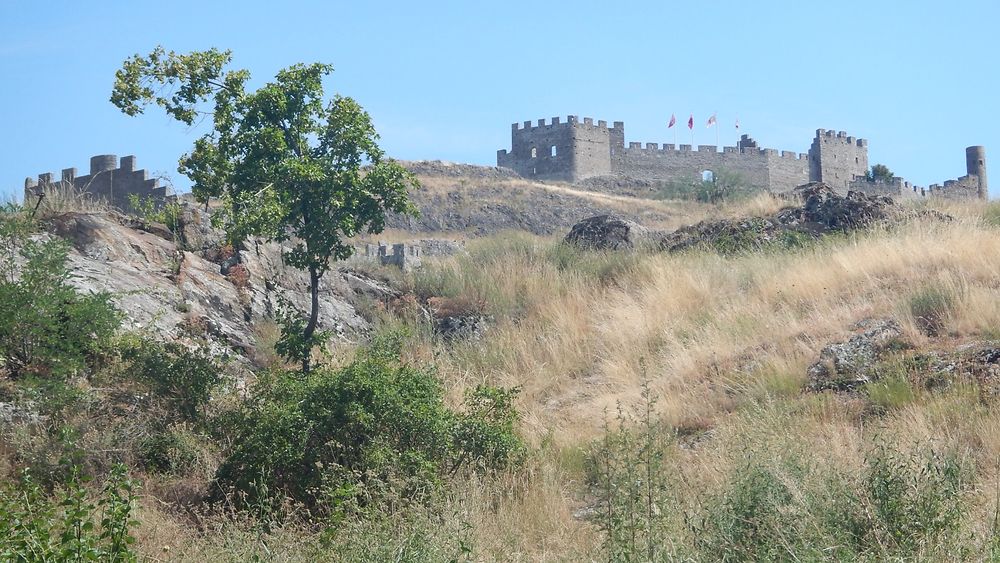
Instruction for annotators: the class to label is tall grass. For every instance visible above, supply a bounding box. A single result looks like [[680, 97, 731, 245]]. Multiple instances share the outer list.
[[12, 198, 999, 560]]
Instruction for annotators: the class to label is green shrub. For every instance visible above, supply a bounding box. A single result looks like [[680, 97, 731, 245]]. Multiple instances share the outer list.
[[213, 331, 524, 518], [127, 193, 182, 231], [0, 206, 121, 378], [138, 426, 203, 475], [120, 338, 225, 422], [863, 443, 967, 555], [0, 464, 139, 562]]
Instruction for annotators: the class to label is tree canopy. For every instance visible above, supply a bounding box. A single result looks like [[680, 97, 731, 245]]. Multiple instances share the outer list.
[[865, 163, 895, 183], [112, 47, 419, 371]]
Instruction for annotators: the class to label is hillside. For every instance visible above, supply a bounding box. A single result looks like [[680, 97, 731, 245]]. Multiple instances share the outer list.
[[385, 161, 702, 237], [2, 172, 1000, 561]]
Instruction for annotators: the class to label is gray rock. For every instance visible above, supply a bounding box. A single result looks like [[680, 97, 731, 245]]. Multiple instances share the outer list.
[[564, 214, 654, 251], [435, 314, 491, 340], [807, 318, 904, 391]]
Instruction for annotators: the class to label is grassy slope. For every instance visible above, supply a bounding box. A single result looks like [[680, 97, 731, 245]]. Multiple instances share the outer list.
[[127, 198, 1000, 560]]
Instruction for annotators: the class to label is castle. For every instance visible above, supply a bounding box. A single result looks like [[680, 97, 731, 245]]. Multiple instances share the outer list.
[[24, 154, 173, 210], [498, 116, 988, 200]]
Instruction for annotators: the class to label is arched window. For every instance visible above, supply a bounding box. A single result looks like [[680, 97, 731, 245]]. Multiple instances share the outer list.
[[530, 147, 537, 159], [550, 145, 557, 157], [701, 170, 714, 182]]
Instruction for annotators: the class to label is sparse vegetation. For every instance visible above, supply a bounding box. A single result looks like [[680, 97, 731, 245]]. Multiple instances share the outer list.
[[3, 133, 999, 561], [653, 168, 762, 203]]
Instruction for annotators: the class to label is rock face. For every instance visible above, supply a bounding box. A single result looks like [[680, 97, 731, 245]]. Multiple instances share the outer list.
[[807, 318, 904, 391], [564, 214, 654, 250], [41, 209, 388, 359]]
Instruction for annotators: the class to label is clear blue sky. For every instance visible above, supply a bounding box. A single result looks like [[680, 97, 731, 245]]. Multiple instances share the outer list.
[[2, 0, 997, 200]]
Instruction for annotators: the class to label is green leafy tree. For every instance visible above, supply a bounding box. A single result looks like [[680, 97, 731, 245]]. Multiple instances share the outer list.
[[111, 47, 418, 371], [865, 163, 895, 183]]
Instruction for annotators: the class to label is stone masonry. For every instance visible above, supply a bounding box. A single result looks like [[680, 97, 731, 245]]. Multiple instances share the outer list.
[[498, 117, 987, 200], [24, 154, 172, 210], [360, 242, 422, 271]]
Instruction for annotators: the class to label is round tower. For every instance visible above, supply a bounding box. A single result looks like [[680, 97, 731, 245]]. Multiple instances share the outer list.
[[966, 146, 988, 200], [89, 155, 118, 175]]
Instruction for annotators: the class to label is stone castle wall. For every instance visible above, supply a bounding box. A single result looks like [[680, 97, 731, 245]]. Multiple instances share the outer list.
[[24, 154, 171, 210], [498, 117, 987, 201]]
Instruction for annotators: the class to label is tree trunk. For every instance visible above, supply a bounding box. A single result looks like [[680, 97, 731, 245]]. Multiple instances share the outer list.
[[301, 265, 321, 373]]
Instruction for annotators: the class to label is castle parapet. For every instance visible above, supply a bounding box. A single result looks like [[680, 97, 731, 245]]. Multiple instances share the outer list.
[[24, 154, 171, 211]]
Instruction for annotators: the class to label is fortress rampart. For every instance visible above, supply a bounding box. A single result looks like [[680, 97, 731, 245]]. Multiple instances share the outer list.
[[498, 117, 987, 200], [24, 154, 172, 210]]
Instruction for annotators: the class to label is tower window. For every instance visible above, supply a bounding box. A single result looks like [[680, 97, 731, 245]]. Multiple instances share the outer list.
[[551, 145, 557, 157], [855, 157, 859, 164], [701, 170, 715, 182], [531, 147, 537, 158]]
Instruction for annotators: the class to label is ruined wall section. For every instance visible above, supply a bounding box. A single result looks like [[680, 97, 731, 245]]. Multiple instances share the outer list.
[[808, 130, 868, 190], [848, 177, 923, 200], [927, 176, 981, 201], [24, 155, 170, 211]]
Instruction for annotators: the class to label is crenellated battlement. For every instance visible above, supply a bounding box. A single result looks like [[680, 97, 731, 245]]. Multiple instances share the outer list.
[[24, 154, 173, 212], [511, 115, 622, 133]]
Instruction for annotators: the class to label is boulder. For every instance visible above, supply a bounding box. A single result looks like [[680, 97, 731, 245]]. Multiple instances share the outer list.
[[564, 214, 655, 250], [807, 318, 904, 391]]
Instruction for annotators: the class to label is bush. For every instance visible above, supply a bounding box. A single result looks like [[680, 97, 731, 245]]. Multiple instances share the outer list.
[[0, 205, 121, 378], [138, 426, 203, 475], [0, 464, 139, 562], [213, 331, 524, 518], [120, 338, 225, 422]]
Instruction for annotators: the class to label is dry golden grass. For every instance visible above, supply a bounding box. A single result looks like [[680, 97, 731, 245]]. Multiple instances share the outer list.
[[124, 198, 1000, 560]]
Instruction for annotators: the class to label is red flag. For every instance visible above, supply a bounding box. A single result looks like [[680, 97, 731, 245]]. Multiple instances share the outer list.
[[687, 115, 694, 129], [668, 114, 676, 128], [706, 113, 717, 128]]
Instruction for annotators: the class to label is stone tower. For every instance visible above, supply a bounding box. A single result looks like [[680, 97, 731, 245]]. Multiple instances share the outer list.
[[966, 146, 988, 200], [807, 130, 868, 191], [497, 117, 620, 181]]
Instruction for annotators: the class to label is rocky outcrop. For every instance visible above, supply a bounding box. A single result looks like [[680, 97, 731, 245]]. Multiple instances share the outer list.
[[41, 209, 392, 360], [567, 183, 951, 254], [564, 214, 655, 251], [806, 318, 905, 391]]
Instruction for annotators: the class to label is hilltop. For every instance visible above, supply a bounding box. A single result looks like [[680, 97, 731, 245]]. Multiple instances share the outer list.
[[2, 166, 1000, 561]]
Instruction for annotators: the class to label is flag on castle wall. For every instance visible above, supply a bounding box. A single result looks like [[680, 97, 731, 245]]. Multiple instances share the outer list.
[[668, 114, 676, 128], [687, 115, 694, 129], [706, 114, 717, 128]]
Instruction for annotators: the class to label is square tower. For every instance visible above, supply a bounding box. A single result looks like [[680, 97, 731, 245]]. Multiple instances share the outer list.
[[808, 129, 869, 191]]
